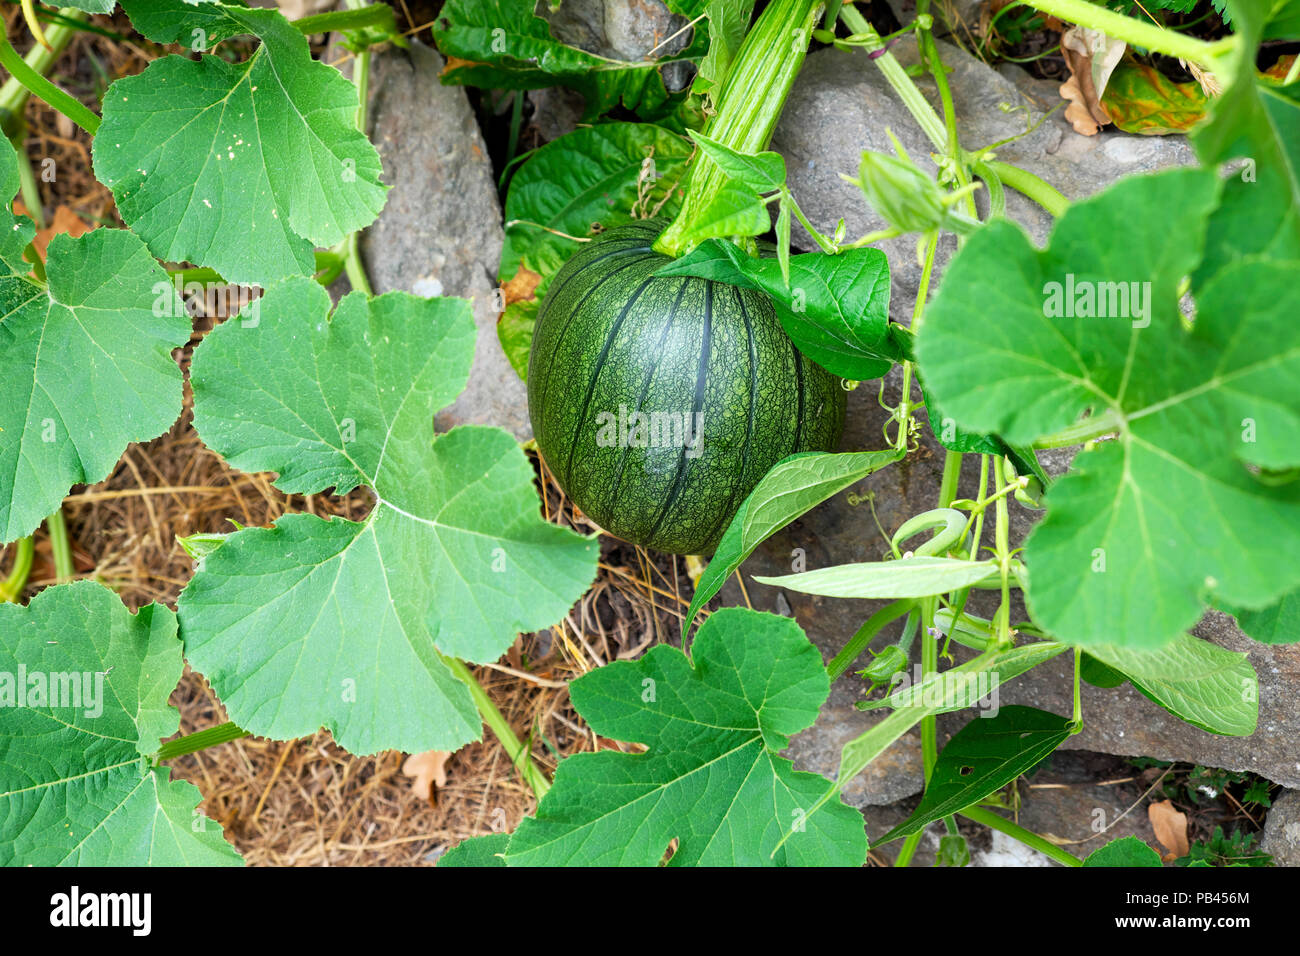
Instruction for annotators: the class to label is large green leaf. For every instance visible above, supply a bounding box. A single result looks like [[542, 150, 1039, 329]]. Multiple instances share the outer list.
[[1085, 635, 1258, 736], [875, 706, 1073, 844], [180, 280, 597, 754], [0, 581, 242, 866], [96, 3, 387, 286], [657, 239, 896, 379], [686, 449, 902, 627], [498, 123, 690, 378], [505, 608, 868, 866], [0, 140, 189, 544], [917, 167, 1300, 650], [433, 0, 706, 121]]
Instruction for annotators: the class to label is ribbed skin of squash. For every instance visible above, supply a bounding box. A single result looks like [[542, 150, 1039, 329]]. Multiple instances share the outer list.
[[527, 220, 845, 555]]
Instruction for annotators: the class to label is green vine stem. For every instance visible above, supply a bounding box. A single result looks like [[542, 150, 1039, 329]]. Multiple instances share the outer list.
[[0, 6, 85, 137], [959, 804, 1083, 866], [155, 721, 252, 762], [1016, 0, 1235, 66], [0, 536, 34, 602], [983, 160, 1069, 218], [840, 4, 945, 147], [839, 3, 1070, 219], [0, 13, 98, 135], [1033, 408, 1123, 447], [993, 455, 1014, 646], [11, 131, 44, 227], [827, 598, 914, 679], [45, 507, 73, 582], [334, 1, 375, 297], [444, 655, 551, 801], [655, 0, 822, 256], [292, 4, 395, 37], [1070, 647, 1083, 733], [914, 0, 977, 220]]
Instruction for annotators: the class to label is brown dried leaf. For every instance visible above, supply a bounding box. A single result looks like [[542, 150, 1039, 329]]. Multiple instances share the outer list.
[[403, 749, 452, 805], [501, 266, 543, 308], [1148, 798, 1190, 862], [1059, 26, 1126, 135]]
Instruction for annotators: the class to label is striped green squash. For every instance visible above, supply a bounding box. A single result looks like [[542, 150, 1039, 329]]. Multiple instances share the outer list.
[[527, 220, 845, 555]]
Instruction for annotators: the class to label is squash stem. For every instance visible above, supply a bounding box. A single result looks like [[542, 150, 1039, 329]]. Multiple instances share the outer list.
[[443, 655, 551, 801], [654, 0, 822, 256], [0, 536, 34, 602], [45, 506, 74, 582], [0, 11, 97, 136], [959, 804, 1082, 866]]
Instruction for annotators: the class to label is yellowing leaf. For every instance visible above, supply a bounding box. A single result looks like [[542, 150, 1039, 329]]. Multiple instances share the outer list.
[[1102, 61, 1208, 135]]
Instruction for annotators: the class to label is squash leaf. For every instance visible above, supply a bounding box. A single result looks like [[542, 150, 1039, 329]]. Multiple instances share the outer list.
[[656, 239, 896, 379], [432, 0, 707, 122], [0, 581, 242, 866], [505, 608, 868, 866], [96, 3, 387, 286], [917, 166, 1300, 651], [180, 280, 598, 755], [1220, 588, 1300, 645], [0, 137, 189, 544]]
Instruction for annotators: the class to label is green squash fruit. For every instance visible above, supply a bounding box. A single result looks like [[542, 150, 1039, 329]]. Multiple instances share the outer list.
[[527, 220, 845, 555]]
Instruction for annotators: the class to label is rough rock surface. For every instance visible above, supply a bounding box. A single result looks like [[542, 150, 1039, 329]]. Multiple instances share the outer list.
[[358, 40, 532, 439], [771, 41, 1196, 321], [1262, 788, 1300, 866]]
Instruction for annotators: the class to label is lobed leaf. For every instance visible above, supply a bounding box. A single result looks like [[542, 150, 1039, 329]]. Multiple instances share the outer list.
[[0, 581, 242, 866], [917, 167, 1300, 650], [0, 136, 189, 544], [505, 608, 868, 866], [180, 280, 598, 754], [96, 3, 387, 286]]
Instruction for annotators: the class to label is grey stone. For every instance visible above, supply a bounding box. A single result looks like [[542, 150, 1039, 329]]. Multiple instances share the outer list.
[[544, 0, 692, 64], [770, 41, 1196, 322], [1262, 789, 1300, 866], [528, 86, 587, 143], [357, 40, 532, 440]]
